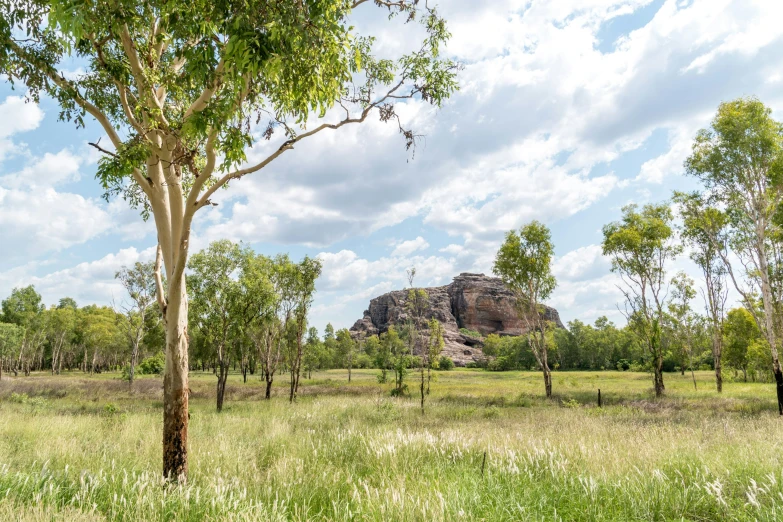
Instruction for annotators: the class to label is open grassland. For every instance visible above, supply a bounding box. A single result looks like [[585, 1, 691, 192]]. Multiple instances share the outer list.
[[0, 369, 781, 521]]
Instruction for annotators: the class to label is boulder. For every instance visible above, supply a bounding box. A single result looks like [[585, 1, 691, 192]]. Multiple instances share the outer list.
[[350, 273, 564, 366]]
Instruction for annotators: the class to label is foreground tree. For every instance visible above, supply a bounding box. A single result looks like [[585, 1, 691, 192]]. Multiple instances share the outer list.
[[684, 98, 783, 412], [602, 204, 681, 398], [116, 261, 159, 387], [1, 0, 457, 480], [493, 221, 557, 398]]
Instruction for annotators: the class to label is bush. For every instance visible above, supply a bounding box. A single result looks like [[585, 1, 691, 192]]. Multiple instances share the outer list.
[[354, 353, 373, 369], [138, 352, 165, 375], [437, 356, 454, 371], [487, 356, 515, 371], [459, 328, 483, 338]]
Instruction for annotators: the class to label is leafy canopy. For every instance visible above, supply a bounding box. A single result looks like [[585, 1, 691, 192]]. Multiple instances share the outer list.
[[492, 220, 556, 303], [1, 0, 459, 216]]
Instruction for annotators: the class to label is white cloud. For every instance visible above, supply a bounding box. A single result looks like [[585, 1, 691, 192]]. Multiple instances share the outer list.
[[29, 247, 156, 307], [0, 186, 113, 264], [391, 236, 430, 257], [0, 96, 43, 139], [0, 96, 44, 162], [1, 149, 83, 188], [553, 245, 611, 282]]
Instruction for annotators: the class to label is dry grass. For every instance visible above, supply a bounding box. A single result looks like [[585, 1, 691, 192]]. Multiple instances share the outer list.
[[0, 369, 780, 520]]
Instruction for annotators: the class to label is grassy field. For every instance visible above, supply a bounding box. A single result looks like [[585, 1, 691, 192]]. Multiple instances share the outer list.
[[0, 369, 781, 521]]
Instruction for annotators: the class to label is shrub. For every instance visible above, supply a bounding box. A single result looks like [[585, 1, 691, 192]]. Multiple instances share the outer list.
[[138, 352, 165, 375], [459, 328, 483, 339], [354, 353, 373, 369], [9, 392, 29, 404], [437, 356, 454, 371], [487, 356, 515, 371]]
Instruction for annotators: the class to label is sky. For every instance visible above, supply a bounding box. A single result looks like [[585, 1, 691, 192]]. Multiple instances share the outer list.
[[1, 0, 783, 334]]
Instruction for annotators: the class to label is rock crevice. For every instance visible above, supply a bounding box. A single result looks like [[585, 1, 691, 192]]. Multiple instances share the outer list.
[[350, 273, 564, 366]]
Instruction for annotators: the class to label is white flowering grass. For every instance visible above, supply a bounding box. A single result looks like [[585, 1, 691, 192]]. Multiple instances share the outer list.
[[0, 370, 781, 520]]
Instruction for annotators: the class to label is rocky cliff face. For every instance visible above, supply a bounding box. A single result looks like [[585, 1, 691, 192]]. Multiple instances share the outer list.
[[350, 273, 564, 366]]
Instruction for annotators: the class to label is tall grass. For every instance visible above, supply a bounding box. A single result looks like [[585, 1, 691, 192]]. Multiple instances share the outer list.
[[0, 370, 781, 520]]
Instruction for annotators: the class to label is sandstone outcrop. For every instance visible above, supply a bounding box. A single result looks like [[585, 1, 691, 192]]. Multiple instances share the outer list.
[[350, 273, 564, 366]]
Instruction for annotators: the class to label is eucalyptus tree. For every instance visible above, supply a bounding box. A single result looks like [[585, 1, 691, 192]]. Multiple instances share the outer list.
[[493, 220, 558, 398], [0, 323, 24, 380], [602, 204, 681, 398], [303, 327, 323, 379], [684, 98, 783, 412], [425, 318, 444, 397], [288, 257, 322, 401], [1, 286, 45, 376], [673, 191, 729, 391], [187, 240, 250, 412], [1, 0, 457, 479], [45, 305, 77, 375], [381, 326, 408, 395], [724, 307, 763, 382], [116, 261, 160, 386], [336, 328, 356, 383], [251, 254, 297, 400], [79, 305, 123, 374], [667, 272, 698, 390]]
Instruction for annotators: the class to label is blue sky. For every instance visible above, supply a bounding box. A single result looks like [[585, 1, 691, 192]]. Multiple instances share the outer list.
[[1, 0, 782, 334]]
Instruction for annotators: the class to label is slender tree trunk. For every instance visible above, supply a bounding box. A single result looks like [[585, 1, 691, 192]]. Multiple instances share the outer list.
[[162, 280, 189, 481], [216, 356, 228, 412], [129, 339, 140, 388], [713, 332, 723, 392], [265, 376, 273, 399], [420, 365, 425, 414]]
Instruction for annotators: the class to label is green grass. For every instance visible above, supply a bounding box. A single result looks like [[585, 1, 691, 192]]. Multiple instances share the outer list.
[[0, 369, 781, 520]]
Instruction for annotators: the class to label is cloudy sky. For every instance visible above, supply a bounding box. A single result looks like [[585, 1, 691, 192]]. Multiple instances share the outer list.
[[1, 0, 782, 333]]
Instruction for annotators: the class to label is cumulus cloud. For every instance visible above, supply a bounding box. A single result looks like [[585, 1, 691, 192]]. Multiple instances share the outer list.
[[391, 236, 430, 257], [0, 96, 44, 161], [553, 245, 611, 282], [0, 186, 113, 265]]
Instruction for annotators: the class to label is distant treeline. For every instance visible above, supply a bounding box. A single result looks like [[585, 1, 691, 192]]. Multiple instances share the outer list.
[[477, 312, 769, 382]]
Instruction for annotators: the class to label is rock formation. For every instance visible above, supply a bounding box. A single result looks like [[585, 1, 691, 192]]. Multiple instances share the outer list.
[[350, 273, 564, 366]]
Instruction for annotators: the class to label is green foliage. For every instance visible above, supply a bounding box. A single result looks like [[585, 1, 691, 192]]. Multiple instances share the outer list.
[[1, 286, 43, 327], [138, 352, 166, 375], [437, 356, 454, 371], [459, 328, 482, 339], [1, 0, 458, 217], [724, 307, 763, 381], [493, 220, 556, 303]]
